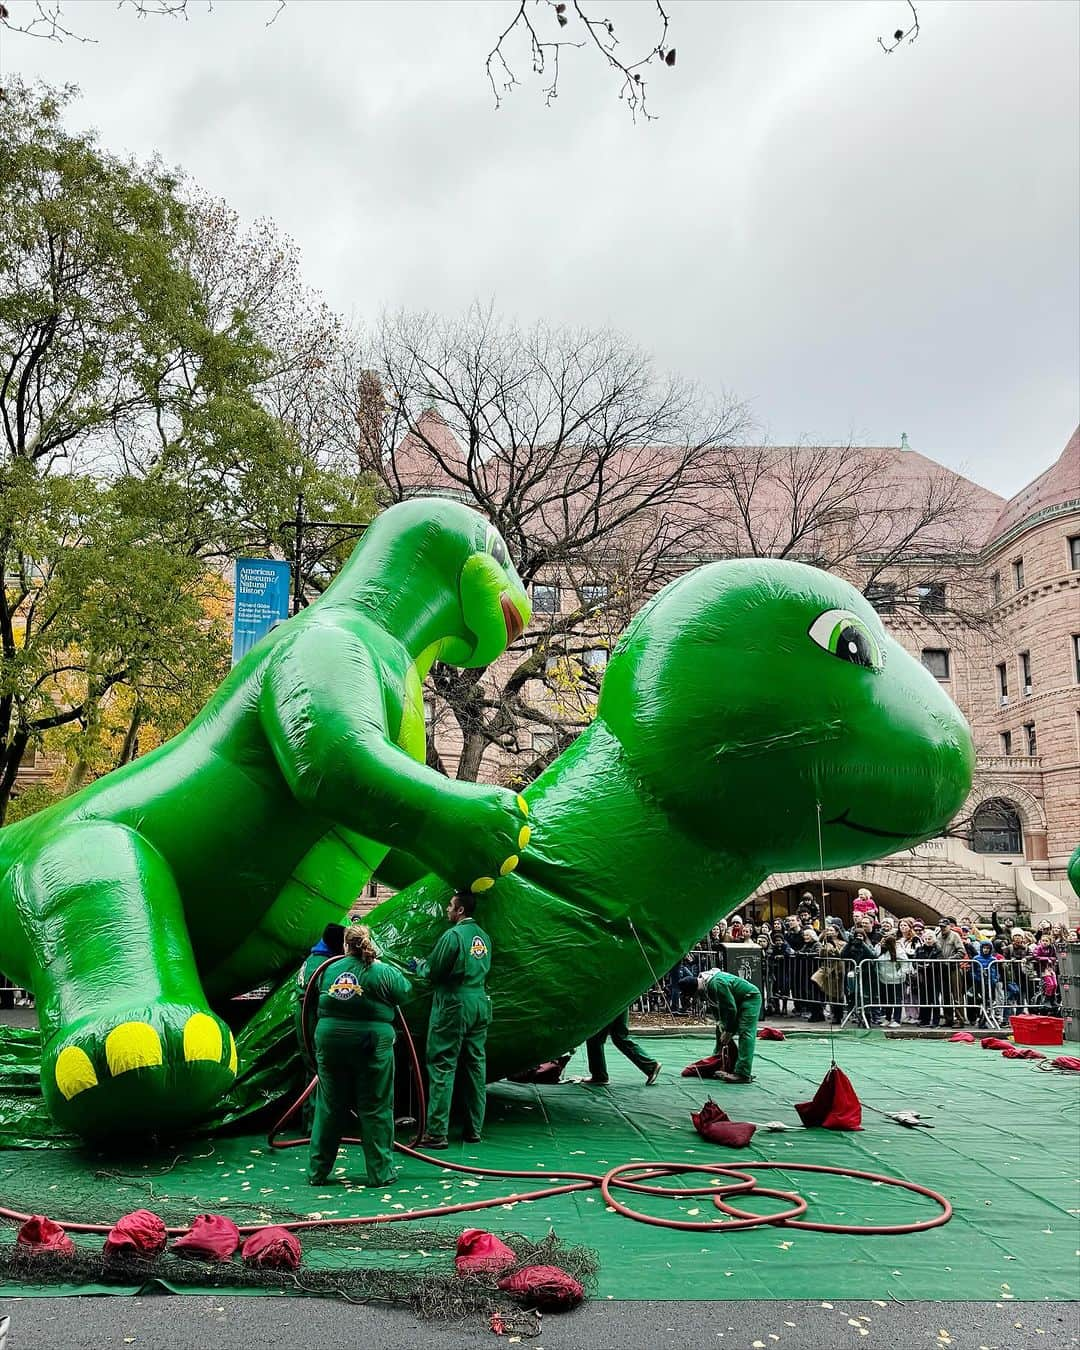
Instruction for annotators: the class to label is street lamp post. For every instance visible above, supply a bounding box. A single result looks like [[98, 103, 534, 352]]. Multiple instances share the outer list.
[[279, 492, 369, 616]]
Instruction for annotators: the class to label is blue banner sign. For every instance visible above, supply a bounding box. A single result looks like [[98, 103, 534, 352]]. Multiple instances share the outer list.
[[232, 558, 292, 665]]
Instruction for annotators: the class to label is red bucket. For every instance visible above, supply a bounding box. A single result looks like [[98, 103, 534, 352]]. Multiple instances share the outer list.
[[1009, 1014, 1064, 1046]]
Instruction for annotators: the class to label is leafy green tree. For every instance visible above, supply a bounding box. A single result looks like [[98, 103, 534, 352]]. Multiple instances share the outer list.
[[0, 81, 373, 819]]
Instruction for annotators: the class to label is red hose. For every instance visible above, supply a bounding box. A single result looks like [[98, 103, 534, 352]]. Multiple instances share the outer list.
[[0, 976, 952, 1240]]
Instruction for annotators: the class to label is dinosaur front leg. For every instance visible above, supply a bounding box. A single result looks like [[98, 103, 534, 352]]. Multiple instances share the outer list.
[[6, 821, 236, 1137], [261, 632, 530, 894]]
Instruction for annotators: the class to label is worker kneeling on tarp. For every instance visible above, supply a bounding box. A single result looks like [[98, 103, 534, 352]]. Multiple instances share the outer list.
[[681, 968, 762, 1083], [308, 924, 412, 1188]]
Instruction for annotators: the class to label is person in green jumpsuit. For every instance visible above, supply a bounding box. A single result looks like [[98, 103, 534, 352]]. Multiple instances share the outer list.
[[681, 968, 762, 1082], [294, 923, 346, 1065], [294, 923, 345, 1132], [308, 924, 412, 1187], [584, 1010, 662, 1085], [411, 892, 492, 1149]]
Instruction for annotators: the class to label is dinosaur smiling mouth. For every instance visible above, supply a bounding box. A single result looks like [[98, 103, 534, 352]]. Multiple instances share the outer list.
[[826, 808, 925, 841], [500, 593, 524, 643]]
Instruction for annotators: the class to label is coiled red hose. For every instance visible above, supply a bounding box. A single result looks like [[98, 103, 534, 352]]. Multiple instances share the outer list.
[[0, 968, 952, 1239]]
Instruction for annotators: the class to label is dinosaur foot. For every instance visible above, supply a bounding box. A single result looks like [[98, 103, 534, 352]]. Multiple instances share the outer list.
[[42, 1003, 238, 1139]]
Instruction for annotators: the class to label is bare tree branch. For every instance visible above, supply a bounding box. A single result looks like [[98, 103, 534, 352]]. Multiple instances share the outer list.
[[486, 0, 674, 118], [879, 1, 920, 54], [348, 304, 746, 782]]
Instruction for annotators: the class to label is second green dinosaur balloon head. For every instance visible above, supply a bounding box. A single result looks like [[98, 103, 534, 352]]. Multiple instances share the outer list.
[[599, 558, 975, 872]]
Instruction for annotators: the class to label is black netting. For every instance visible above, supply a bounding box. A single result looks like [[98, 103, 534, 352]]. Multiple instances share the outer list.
[[1, 1220, 596, 1328]]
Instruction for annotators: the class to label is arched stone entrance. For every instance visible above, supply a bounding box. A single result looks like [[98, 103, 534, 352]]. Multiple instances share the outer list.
[[748, 866, 985, 926], [962, 781, 1049, 862]]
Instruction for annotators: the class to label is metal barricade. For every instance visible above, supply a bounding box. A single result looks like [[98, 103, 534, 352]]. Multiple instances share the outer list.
[[631, 950, 859, 1025], [765, 951, 852, 1023], [632, 949, 1064, 1030], [849, 956, 1058, 1029]]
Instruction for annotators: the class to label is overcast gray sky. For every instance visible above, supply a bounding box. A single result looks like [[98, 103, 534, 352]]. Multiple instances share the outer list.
[[5, 0, 1078, 498]]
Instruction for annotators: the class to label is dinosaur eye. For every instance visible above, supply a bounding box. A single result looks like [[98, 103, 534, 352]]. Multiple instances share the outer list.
[[486, 527, 507, 567], [808, 609, 883, 671]]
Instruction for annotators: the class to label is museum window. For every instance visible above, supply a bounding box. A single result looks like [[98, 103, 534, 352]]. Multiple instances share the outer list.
[[531, 730, 558, 754], [532, 584, 560, 614], [970, 798, 1023, 855], [865, 582, 897, 613], [579, 582, 609, 608], [996, 662, 1008, 698], [921, 648, 950, 680], [582, 647, 608, 671], [1024, 721, 1037, 756], [1073, 634, 1080, 684], [990, 572, 1001, 604], [915, 582, 945, 613], [1069, 536, 1080, 571], [1012, 558, 1024, 591], [1000, 730, 1012, 755], [1019, 650, 1032, 692]]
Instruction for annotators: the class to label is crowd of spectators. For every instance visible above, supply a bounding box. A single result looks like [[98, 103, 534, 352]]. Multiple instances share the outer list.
[[659, 890, 1076, 1030]]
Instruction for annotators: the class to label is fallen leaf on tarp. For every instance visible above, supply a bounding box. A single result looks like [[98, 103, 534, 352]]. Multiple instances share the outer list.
[[820, 1302, 833, 1309]]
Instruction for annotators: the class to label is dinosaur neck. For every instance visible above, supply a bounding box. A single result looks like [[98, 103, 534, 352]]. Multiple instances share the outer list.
[[520, 719, 764, 967], [314, 515, 467, 661]]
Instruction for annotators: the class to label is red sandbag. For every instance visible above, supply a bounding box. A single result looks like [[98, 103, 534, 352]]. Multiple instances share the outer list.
[[980, 1037, 1013, 1051], [455, 1228, 517, 1276], [103, 1209, 167, 1259], [241, 1225, 301, 1270], [794, 1065, 862, 1130], [681, 1043, 736, 1078], [1050, 1055, 1080, 1071], [948, 1031, 975, 1043], [172, 1213, 240, 1262], [757, 1027, 786, 1041], [16, 1215, 74, 1256], [691, 1098, 757, 1148], [497, 1264, 584, 1312]]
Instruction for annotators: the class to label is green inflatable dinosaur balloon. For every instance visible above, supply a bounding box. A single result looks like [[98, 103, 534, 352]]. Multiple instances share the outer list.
[[0, 499, 976, 1139], [368, 556, 976, 1079], [0, 500, 532, 1137]]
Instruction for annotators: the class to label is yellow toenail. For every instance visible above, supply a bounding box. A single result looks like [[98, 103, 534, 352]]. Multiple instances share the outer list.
[[227, 1033, 238, 1076], [516, 795, 529, 816], [183, 1013, 223, 1064], [105, 1022, 163, 1077], [518, 825, 531, 850], [471, 876, 495, 893], [55, 1046, 98, 1101], [499, 854, 519, 876]]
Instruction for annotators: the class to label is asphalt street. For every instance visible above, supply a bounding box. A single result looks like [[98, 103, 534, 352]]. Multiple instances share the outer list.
[[1, 1296, 1078, 1350]]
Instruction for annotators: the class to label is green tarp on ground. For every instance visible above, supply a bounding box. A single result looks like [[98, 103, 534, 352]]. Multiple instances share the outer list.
[[0, 1035, 1077, 1301]]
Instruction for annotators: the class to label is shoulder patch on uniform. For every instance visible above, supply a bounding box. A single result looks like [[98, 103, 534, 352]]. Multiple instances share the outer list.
[[470, 936, 488, 959], [328, 971, 363, 1000]]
